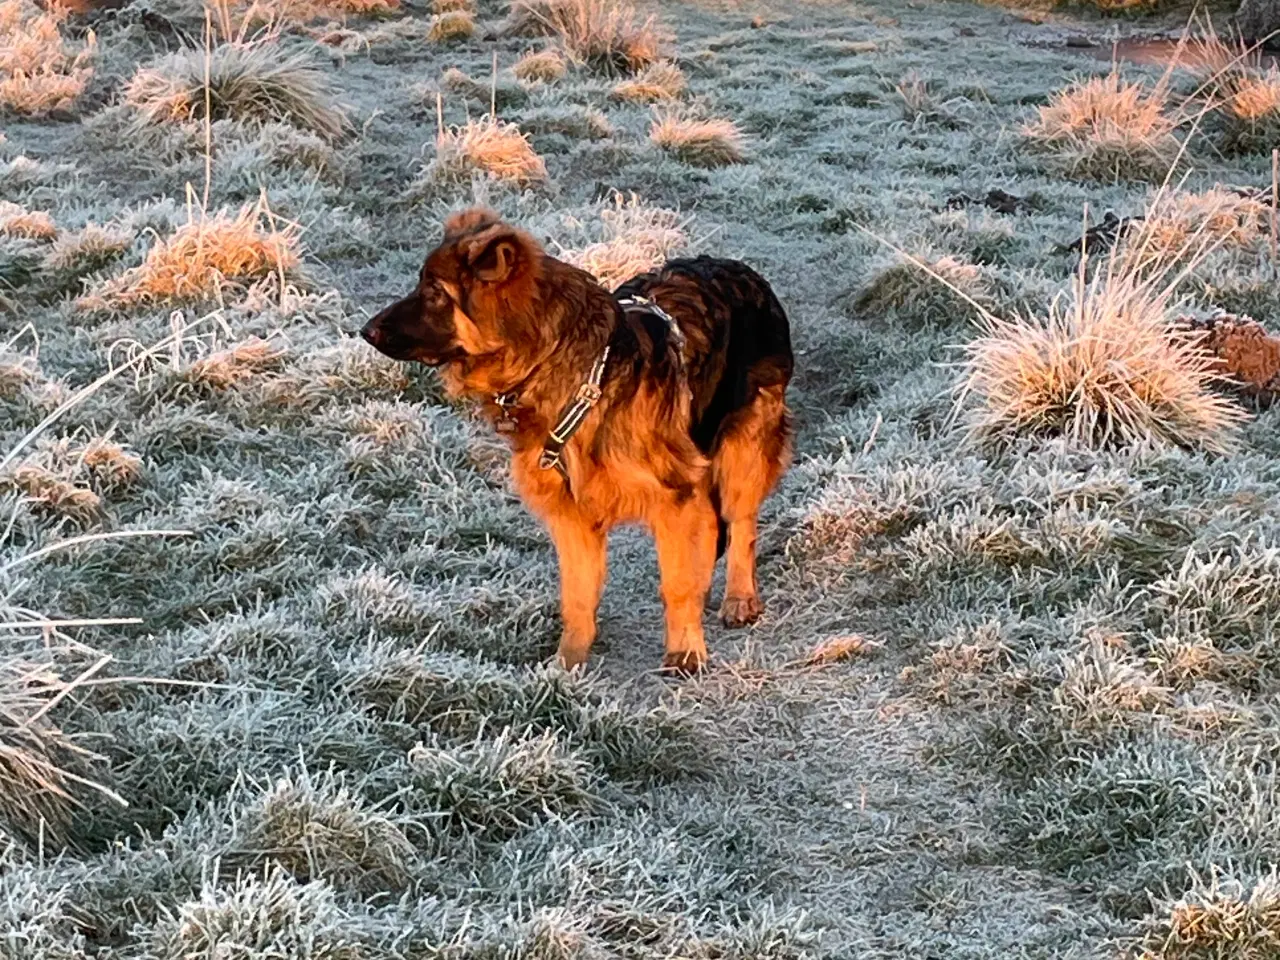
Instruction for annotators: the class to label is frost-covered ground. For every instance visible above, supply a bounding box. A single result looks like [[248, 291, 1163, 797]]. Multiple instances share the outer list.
[[5, 0, 1280, 956]]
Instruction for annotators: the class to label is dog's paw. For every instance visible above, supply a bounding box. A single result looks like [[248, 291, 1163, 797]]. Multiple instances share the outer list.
[[556, 643, 591, 672], [719, 594, 762, 628], [660, 649, 707, 677]]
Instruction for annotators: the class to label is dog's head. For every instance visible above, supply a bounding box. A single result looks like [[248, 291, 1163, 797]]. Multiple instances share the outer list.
[[361, 208, 545, 366]]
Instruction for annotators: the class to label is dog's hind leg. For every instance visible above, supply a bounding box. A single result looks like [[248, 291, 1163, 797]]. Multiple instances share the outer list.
[[652, 493, 718, 675], [711, 384, 792, 628], [546, 512, 608, 670]]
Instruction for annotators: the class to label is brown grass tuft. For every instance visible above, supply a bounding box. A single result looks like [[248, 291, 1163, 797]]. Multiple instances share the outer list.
[[513, 47, 567, 84], [1193, 25, 1280, 154], [80, 201, 301, 311], [428, 115, 547, 186], [80, 438, 143, 494], [560, 192, 689, 289], [0, 0, 95, 116], [182, 336, 288, 390], [959, 255, 1248, 453], [612, 60, 685, 102], [508, 0, 664, 74], [124, 42, 350, 142], [429, 9, 474, 41], [8, 463, 101, 523], [432, 0, 473, 10], [1135, 867, 1280, 960], [0, 201, 55, 240], [649, 111, 745, 167], [1022, 69, 1181, 181], [1124, 187, 1269, 270], [0, 649, 111, 842]]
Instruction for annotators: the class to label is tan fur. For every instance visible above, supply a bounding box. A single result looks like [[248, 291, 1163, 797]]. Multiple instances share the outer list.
[[369, 207, 792, 673]]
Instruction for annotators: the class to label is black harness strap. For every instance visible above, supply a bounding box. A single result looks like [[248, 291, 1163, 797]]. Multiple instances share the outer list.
[[538, 345, 610, 488], [493, 295, 683, 496]]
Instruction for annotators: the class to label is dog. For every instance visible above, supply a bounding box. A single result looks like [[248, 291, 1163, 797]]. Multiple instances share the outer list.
[[361, 208, 793, 674]]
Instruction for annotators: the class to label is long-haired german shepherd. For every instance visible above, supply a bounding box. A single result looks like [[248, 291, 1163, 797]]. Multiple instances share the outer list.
[[361, 208, 793, 674]]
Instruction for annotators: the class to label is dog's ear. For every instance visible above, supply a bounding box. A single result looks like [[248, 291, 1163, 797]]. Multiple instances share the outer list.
[[461, 223, 533, 284]]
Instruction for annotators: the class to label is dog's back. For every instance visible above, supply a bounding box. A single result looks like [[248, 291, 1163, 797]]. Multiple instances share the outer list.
[[613, 256, 794, 455]]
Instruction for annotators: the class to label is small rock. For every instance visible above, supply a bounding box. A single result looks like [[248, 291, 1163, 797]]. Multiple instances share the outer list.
[[751, 14, 766, 28], [958, 26, 976, 37]]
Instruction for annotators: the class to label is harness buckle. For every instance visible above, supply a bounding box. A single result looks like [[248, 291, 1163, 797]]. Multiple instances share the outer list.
[[575, 382, 602, 404]]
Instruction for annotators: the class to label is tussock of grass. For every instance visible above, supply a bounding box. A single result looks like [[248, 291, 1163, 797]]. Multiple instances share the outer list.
[[80, 438, 144, 494], [959, 258, 1248, 452], [0, 0, 94, 116], [43, 223, 132, 275], [0, 201, 55, 240], [1135, 867, 1280, 960], [853, 253, 995, 328], [425, 115, 547, 187], [559, 192, 688, 289], [408, 728, 598, 838], [6, 463, 101, 523], [181, 336, 288, 391], [1195, 26, 1280, 155], [432, 0, 473, 10], [152, 867, 363, 959], [1022, 69, 1181, 181], [124, 42, 350, 142], [429, 9, 475, 41], [1149, 544, 1280, 649], [612, 60, 685, 102], [80, 201, 301, 311], [509, 0, 664, 74], [649, 111, 745, 167], [234, 767, 418, 893], [0, 649, 107, 843], [513, 47, 566, 84], [1125, 188, 1269, 269]]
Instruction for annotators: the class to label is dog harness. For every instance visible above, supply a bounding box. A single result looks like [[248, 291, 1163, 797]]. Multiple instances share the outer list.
[[493, 295, 682, 495]]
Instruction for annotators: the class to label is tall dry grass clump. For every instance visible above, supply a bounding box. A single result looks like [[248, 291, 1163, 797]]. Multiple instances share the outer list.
[[612, 60, 685, 103], [0, 0, 95, 116], [1023, 68, 1181, 181], [428, 9, 474, 41], [958, 252, 1247, 453], [649, 111, 745, 167], [124, 42, 350, 141], [508, 0, 663, 74], [560, 192, 689, 289], [427, 113, 547, 186], [1119, 186, 1269, 272], [1193, 25, 1280, 154], [0, 650, 107, 843], [513, 48, 566, 83], [80, 200, 301, 311]]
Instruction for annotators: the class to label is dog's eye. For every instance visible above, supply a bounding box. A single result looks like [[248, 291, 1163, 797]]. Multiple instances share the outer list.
[[423, 284, 449, 307]]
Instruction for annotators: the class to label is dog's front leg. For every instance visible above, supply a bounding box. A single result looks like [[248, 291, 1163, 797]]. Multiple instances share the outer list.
[[545, 512, 607, 670], [652, 495, 717, 675]]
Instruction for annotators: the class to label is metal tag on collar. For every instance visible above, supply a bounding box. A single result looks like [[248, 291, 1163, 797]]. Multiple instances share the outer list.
[[493, 392, 519, 433]]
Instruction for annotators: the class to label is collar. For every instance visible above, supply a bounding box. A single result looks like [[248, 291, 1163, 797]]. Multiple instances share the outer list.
[[490, 294, 678, 494]]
